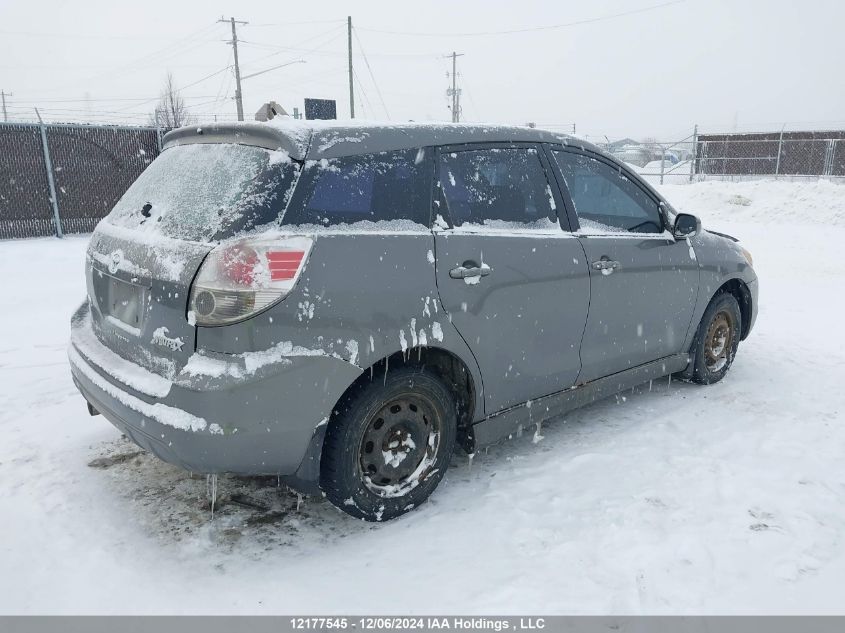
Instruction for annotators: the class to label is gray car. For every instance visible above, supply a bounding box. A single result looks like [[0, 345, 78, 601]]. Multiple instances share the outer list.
[[69, 121, 758, 521]]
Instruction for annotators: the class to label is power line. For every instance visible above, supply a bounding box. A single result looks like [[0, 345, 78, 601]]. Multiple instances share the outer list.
[[82, 27, 222, 86], [240, 59, 307, 81], [0, 28, 219, 41], [239, 39, 439, 59], [239, 25, 345, 65], [0, 63, 224, 70], [111, 64, 233, 113], [460, 76, 482, 121], [352, 68, 374, 119], [9, 95, 219, 104], [248, 19, 347, 27], [212, 51, 234, 108], [14, 23, 222, 97], [239, 36, 347, 57], [352, 27, 389, 120], [348, 17, 355, 119], [356, 0, 687, 37]]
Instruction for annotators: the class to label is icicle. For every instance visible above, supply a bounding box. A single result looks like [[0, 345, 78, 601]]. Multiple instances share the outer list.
[[206, 474, 218, 519], [468, 452, 475, 472], [668, 374, 672, 390], [649, 380, 653, 392], [383, 355, 389, 385], [533, 420, 544, 444], [296, 493, 303, 512]]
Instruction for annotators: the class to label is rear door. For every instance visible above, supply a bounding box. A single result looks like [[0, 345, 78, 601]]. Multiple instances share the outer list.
[[550, 148, 699, 383], [433, 143, 590, 415]]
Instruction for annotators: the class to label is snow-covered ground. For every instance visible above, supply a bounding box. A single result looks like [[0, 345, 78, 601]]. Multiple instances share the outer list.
[[1, 180, 844, 614]]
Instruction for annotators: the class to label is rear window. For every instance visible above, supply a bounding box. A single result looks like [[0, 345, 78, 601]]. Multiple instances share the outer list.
[[106, 143, 299, 242], [282, 148, 432, 227]]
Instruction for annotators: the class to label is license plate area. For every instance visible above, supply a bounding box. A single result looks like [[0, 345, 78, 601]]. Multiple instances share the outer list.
[[101, 274, 147, 335]]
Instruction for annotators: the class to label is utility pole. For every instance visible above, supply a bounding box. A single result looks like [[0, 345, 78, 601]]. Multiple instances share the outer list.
[[445, 52, 464, 123], [220, 16, 248, 121], [348, 16, 354, 119], [1, 90, 11, 122]]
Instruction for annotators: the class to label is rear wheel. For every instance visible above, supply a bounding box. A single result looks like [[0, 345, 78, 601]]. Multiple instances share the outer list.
[[687, 293, 742, 384], [320, 367, 457, 521]]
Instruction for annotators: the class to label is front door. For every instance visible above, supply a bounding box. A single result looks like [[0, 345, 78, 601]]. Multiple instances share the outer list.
[[551, 148, 700, 383], [433, 144, 590, 414]]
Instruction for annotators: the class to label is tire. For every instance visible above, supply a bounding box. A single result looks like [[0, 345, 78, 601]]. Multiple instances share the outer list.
[[687, 292, 742, 384], [320, 366, 457, 521]]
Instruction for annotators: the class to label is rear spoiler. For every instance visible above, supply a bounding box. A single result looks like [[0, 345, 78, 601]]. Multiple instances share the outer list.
[[162, 122, 309, 161]]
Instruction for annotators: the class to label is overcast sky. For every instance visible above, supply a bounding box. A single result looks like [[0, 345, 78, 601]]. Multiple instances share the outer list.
[[1, 0, 843, 141]]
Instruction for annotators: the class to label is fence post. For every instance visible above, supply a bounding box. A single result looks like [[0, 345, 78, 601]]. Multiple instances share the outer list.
[[689, 124, 697, 182], [35, 108, 63, 238], [154, 111, 164, 152], [775, 123, 785, 178], [659, 146, 666, 185], [823, 139, 835, 177]]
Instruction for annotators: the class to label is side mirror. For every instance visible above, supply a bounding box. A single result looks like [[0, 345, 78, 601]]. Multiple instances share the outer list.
[[673, 213, 701, 239]]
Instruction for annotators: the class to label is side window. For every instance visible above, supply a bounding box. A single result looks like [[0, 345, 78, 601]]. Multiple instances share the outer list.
[[283, 148, 431, 227], [439, 147, 557, 227], [553, 151, 663, 234]]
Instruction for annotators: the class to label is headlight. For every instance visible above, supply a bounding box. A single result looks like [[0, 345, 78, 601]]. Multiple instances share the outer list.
[[740, 246, 753, 267]]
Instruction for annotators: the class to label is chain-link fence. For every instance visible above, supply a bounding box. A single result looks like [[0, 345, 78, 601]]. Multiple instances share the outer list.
[[0, 121, 162, 240], [587, 128, 845, 185], [695, 131, 845, 179], [587, 132, 697, 185]]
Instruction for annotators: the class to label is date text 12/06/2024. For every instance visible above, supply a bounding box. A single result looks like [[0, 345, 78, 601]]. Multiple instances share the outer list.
[[289, 617, 547, 631]]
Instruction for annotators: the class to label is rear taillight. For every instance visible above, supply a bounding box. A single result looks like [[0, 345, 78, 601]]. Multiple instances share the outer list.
[[189, 236, 312, 326]]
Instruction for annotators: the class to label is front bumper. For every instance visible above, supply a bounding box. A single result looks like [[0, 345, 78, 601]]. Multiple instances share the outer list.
[[69, 302, 361, 482], [744, 277, 759, 339]]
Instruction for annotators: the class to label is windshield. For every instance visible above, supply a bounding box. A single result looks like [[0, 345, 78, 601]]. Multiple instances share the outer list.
[[106, 143, 299, 242]]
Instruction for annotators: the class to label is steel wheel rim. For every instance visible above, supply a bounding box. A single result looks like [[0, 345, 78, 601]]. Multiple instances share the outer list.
[[358, 393, 442, 497], [704, 310, 734, 372]]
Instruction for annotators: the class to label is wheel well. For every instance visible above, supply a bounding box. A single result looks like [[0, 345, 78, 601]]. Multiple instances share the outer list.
[[716, 278, 752, 340], [334, 347, 478, 453]]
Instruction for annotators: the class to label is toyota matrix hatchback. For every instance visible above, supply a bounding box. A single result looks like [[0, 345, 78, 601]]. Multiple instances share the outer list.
[[69, 120, 758, 521]]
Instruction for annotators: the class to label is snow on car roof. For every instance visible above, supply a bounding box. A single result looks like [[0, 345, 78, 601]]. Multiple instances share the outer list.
[[162, 117, 599, 161]]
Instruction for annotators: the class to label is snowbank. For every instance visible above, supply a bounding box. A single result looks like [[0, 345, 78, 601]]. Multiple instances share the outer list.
[[658, 179, 845, 226]]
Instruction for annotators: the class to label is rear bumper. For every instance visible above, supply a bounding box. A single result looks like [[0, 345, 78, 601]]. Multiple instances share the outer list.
[[69, 302, 361, 484]]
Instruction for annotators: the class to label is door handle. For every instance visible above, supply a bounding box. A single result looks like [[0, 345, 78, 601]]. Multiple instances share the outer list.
[[449, 264, 491, 279], [591, 258, 620, 272]]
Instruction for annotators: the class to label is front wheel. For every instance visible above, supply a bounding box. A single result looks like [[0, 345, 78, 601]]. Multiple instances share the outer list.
[[320, 366, 457, 521], [687, 292, 742, 384]]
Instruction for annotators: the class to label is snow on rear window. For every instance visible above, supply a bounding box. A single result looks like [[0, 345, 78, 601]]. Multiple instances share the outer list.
[[107, 143, 298, 242]]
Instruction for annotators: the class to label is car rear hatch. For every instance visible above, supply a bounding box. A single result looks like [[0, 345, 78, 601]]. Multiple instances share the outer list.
[[84, 124, 307, 378]]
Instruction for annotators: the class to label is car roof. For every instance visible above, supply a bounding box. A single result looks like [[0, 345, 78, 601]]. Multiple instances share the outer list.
[[161, 118, 605, 161]]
